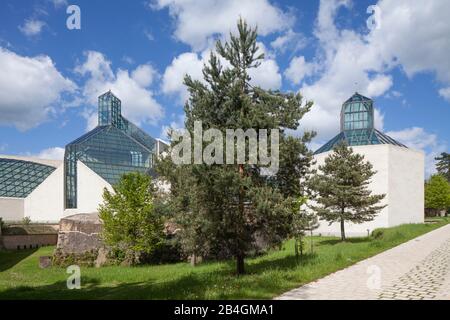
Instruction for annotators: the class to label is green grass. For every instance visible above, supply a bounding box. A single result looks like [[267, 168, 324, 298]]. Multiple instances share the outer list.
[[0, 218, 448, 299]]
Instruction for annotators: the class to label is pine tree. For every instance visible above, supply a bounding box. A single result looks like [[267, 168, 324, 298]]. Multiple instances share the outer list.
[[157, 19, 313, 274], [309, 142, 386, 241], [425, 174, 450, 216], [435, 152, 450, 182]]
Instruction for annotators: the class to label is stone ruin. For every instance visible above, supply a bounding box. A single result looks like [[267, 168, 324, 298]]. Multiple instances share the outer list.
[[53, 213, 106, 267]]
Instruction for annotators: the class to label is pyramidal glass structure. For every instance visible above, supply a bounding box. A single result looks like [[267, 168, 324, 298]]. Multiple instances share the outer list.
[[315, 93, 406, 154], [64, 91, 157, 209]]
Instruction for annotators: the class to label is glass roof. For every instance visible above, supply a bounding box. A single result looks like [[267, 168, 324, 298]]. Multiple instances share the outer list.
[[0, 158, 56, 198], [315, 93, 407, 154]]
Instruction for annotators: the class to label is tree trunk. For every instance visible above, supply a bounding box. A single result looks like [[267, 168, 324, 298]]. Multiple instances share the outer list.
[[340, 217, 346, 241], [236, 254, 245, 275]]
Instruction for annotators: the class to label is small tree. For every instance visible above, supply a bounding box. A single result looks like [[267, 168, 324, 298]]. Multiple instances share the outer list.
[[425, 174, 450, 216], [435, 152, 450, 182], [309, 142, 386, 241], [290, 196, 319, 260], [99, 172, 164, 265]]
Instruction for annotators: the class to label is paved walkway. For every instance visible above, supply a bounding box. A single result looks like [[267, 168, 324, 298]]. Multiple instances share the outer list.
[[277, 224, 450, 300]]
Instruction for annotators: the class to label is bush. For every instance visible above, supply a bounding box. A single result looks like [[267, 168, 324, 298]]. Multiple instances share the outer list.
[[22, 216, 31, 225], [371, 229, 384, 239], [98, 172, 165, 266]]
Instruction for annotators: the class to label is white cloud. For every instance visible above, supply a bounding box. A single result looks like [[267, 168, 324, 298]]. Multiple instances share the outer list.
[[35, 147, 65, 160], [75, 51, 164, 130], [386, 127, 447, 177], [369, 0, 450, 84], [0, 48, 76, 130], [19, 19, 46, 37], [131, 64, 158, 87], [162, 52, 204, 104], [270, 29, 307, 55], [284, 56, 316, 85], [152, 0, 294, 51], [439, 87, 450, 102]]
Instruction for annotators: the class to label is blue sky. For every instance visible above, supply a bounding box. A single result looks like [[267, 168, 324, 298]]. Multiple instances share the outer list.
[[0, 0, 449, 175]]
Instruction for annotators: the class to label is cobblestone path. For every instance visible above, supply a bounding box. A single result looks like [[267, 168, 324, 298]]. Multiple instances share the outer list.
[[277, 224, 450, 300]]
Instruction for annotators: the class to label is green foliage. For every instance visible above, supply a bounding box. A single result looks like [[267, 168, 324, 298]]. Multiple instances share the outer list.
[[425, 174, 450, 212], [157, 19, 313, 274], [21, 217, 31, 225], [290, 196, 319, 259], [309, 142, 386, 241], [98, 172, 165, 265], [435, 152, 450, 182], [1, 220, 448, 299]]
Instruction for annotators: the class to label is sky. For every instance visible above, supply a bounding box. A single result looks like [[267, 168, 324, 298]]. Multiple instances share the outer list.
[[0, 0, 449, 176]]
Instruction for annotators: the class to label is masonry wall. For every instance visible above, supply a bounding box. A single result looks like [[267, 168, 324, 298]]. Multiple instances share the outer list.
[[1, 234, 58, 250]]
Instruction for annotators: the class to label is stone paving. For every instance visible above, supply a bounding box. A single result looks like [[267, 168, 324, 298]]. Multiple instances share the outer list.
[[277, 223, 450, 300]]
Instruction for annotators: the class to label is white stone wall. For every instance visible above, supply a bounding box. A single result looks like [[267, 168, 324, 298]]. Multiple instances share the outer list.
[[0, 197, 24, 222], [24, 164, 64, 223], [387, 146, 424, 226], [312, 144, 424, 237]]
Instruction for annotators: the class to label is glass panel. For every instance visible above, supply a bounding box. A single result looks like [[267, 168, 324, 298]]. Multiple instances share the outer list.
[[0, 159, 56, 198]]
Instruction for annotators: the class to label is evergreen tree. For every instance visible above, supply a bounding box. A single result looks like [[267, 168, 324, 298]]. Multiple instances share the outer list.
[[157, 19, 313, 274], [435, 152, 450, 182], [425, 174, 450, 215], [309, 142, 386, 241], [99, 172, 165, 265]]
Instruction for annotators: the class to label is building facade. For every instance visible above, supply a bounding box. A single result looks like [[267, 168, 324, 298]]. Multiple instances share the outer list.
[[0, 91, 167, 222], [313, 93, 425, 236]]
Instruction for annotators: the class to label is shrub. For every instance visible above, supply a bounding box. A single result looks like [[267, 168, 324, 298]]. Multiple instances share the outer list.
[[371, 229, 384, 239], [98, 172, 165, 265], [22, 216, 31, 225]]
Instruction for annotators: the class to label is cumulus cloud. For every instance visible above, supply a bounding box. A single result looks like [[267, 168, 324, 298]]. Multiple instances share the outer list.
[[0, 48, 76, 130], [386, 127, 447, 177], [270, 29, 307, 55], [284, 56, 316, 85], [439, 87, 450, 102], [151, 0, 294, 51], [75, 51, 164, 130], [162, 52, 204, 104], [19, 19, 46, 37]]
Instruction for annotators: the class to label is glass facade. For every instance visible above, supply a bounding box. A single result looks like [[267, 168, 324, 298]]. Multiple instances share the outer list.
[[315, 93, 407, 154], [64, 91, 157, 209], [0, 158, 56, 198]]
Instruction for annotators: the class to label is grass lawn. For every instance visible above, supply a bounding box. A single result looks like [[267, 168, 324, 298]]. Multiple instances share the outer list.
[[0, 218, 448, 299]]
